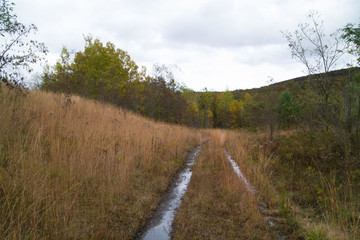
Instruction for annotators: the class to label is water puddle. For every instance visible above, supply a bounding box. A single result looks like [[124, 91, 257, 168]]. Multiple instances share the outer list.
[[224, 149, 276, 228], [137, 146, 201, 240], [224, 149, 255, 193]]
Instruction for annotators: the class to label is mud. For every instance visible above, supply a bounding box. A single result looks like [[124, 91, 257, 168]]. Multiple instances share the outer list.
[[224, 149, 256, 193], [224, 150, 276, 226], [136, 146, 201, 240]]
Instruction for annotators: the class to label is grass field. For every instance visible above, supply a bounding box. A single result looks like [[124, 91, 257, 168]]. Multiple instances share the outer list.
[[1, 86, 358, 239], [0, 86, 201, 239]]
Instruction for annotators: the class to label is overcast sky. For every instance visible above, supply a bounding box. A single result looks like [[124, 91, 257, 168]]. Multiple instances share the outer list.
[[14, 0, 360, 91]]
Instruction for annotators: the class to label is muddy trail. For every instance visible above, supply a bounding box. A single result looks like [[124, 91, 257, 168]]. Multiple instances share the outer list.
[[134, 137, 287, 239], [134, 146, 201, 240], [225, 149, 289, 239], [224, 149, 256, 194]]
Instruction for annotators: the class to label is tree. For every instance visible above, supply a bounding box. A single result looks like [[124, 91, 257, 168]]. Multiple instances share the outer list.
[[216, 90, 233, 128], [278, 89, 300, 129], [181, 86, 200, 127], [0, 0, 47, 86], [263, 91, 278, 140], [41, 37, 143, 109], [342, 22, 360, 65], [282, 11, 347, 125], [282, 11, 346, 75], [229, 99, 244, 128], [41, 47, 72, 92], [341, 22, 360, 154], [72, 37, 141, 104], [142, 64, 186, 123], [198, 89, 215, 128]]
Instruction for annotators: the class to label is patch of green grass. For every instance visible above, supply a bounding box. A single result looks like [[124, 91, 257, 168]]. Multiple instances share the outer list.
[[305, 228, 329, 240]]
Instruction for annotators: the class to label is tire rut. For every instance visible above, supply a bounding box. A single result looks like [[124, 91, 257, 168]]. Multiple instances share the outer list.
[[134, 145, 201, 240], [225, 149, 287, 239]]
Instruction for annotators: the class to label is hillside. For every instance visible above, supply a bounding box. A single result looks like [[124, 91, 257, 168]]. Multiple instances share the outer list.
[[0, 86, 202, 238], [233, 68, 355, 99], [1, 84, 360, 239], [1, 1, 360, 238], [0, 86, 283, 239]]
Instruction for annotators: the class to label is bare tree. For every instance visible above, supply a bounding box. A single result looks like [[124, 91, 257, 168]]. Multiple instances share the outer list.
[[282, 11, 347, 125], [282, 11, 346, 75]]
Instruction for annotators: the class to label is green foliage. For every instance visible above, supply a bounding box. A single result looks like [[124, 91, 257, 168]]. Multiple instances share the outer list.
[[197, 90, 216, 128], [38, 20, 359, 135], [41, 39, 192, 125], [228, 99, 244, 128], [142, 64, 186, 123], [181, 87, 200, 127], [305, 228, 329, 240], [73, 37, 141, 104], [279, 192, 291, 219], [342, 22, 360, 65], [269, 128, 360, 238], [0, 0, 48, 86], [42, 37, 142, 106], [278, 89, 300, 128]]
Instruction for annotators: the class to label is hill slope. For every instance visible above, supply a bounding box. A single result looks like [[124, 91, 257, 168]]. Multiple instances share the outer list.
[[0, 86, 201, 239]]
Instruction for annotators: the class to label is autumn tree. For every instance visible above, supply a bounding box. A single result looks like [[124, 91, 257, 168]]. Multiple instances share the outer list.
[[198, 89, 215, 128], [73, 37, 141, 104], [142, 64, 186, 123], [228, 99, 244, 128], [41, 37, 144, 109], [0, 0, 47, 86], [181, 86, 200, 127], [242, 93, 258, 127], [216, 90, 233, 128]]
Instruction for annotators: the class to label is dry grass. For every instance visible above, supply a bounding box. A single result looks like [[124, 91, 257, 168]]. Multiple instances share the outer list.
[[225, 131, 277, 206], [224, 130, 308, 239], [4, 86, 339, 239], [244, 129, 359, 239], [172, 129, 274, 239], [0, 87, 201, 239]]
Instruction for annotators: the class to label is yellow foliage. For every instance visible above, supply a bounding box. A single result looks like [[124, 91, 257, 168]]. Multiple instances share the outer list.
[[229, 100, 244, 128]]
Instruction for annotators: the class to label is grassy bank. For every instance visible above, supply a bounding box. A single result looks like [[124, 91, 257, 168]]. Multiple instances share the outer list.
[[246, 130, 360, 239], [0, 87, 201, 239]]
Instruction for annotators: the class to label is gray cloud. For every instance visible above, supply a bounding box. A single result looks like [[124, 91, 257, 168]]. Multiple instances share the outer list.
[[162, 2, 284, 48], [12, 0, 360, 91]]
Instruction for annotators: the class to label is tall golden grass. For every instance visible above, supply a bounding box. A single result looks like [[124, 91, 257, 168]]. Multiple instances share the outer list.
[[225, 131, 277, 205], [0, 86, 201, 239], [5, 86, 354, 239]]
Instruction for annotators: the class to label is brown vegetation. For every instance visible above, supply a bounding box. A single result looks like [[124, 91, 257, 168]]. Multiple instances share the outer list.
[[1, 85, 359, 239], [0, 86, 201, 239], [247, 130, 360, 239], [172, 130, 275, 239]]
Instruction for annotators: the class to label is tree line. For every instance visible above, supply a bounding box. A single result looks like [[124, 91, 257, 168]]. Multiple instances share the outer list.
[[1, 0, 360, 148], [37, 36, 308, 130]]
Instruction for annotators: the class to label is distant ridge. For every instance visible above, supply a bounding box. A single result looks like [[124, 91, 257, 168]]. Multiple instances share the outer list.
[[232, 67, 358, 97], [270, 68, 355, 87]]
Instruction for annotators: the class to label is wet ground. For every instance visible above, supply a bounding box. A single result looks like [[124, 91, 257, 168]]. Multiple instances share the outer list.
[[225, 149, 279, 231], [224, 149, 256, 194], [135, 146, 201, 240]]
